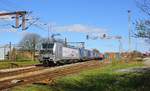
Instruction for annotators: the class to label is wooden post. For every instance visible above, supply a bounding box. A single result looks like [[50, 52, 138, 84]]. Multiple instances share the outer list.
[[9, 42, 12, 61], [22, 14, 26, 30]]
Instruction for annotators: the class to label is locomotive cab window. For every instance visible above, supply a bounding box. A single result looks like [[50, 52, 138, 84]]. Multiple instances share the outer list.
[[40, 43, 54, 54], [42, 43, 54, 49]]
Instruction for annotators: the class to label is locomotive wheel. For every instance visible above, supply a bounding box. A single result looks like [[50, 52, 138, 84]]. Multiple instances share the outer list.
[[48, 61, 56, 66], [56, 61, 63, 66], [42, 60, 49, 67]]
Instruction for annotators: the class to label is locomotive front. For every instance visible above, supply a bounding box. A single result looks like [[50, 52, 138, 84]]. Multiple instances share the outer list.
[[39, 42, 55, 66]]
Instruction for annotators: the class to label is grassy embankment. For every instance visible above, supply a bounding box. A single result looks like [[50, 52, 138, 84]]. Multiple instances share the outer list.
[[12, 60, 149, 91], [0, 53, 40, 69], [0, 60, 39, 69]]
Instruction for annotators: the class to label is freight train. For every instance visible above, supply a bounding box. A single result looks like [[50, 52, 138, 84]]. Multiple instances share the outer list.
[[39, 41, 103, 66]]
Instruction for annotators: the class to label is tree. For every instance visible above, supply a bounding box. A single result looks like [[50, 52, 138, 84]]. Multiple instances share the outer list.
[[135, 20, 150, 38], [93, 49, 100, 54], [19, 33, 41, 51], [135, 0, 150, 44], [135, 0, 150, 16]]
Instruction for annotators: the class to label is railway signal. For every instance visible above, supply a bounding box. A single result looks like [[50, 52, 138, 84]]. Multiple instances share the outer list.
[[86, 34, 122, 53], [67, 42, 85, 48]]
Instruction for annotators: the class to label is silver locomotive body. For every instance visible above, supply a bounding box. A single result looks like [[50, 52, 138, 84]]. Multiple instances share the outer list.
[[39, 42, 81, 66]]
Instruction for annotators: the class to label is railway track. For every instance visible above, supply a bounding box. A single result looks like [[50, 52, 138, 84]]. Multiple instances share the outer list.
[[0, 60, 106, 90], [0, 65, 45, 79]]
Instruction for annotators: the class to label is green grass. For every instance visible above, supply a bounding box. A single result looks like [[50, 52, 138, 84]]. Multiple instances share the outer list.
[[12, 84, 52, 91], [52, 62, 145, 91], [12, 61, 148, 91], [0, 60, 39, 69]]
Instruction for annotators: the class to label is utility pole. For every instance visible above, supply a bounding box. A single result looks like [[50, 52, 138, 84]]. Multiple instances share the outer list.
[[4, 46, 6, 60], [128, 10, 131, 52], [65, 37, 67, 46], [48, 24, 51, 41], [9, 42, 12, 61], [33, 37, 36, 61], [118, 39, 122, 53]]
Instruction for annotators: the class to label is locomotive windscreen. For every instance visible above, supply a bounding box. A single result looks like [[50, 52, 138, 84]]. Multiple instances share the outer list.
[[42, 43, 54, 49]]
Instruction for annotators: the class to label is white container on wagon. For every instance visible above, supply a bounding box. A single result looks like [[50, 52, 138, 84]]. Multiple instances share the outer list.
[[62, 47, 80, 59]]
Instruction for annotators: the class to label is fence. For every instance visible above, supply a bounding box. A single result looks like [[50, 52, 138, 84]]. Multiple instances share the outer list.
[[104, 52, 121, 62], [0, 43, 39, 61], [104, 51, 143, 63], [0, 44, 10, 60]]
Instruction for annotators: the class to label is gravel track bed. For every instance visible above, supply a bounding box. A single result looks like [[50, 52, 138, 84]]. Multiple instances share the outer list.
[[0, 67, 45, 79]]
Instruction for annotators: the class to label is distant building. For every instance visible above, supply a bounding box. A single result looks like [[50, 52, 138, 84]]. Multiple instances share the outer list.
[[0, 45, 12, 60], [0, 48, 5, 60]]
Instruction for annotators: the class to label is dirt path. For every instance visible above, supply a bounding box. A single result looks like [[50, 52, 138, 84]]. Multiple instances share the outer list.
[[117, 57, 150, 73]]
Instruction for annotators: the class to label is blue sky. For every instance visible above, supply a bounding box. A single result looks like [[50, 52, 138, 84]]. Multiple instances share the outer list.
[[0, 0, 149, 53]]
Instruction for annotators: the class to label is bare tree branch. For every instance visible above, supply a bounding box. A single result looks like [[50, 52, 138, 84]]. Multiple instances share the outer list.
[[135, 0, 150, 16]]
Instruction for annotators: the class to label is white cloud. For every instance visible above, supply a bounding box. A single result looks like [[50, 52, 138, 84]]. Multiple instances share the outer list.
[[0, 28, 17, 32], [0, 28, 31, 37], [54, 24, 107, 35]]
